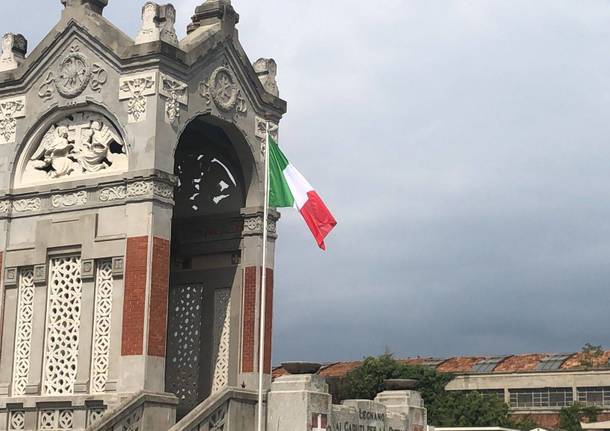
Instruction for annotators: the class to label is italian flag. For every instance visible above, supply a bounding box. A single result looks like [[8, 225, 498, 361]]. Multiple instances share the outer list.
[[268, 136, 337, 250]]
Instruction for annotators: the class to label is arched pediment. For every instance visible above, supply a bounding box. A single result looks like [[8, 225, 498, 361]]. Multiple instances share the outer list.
[[15, 110, 128, 187]]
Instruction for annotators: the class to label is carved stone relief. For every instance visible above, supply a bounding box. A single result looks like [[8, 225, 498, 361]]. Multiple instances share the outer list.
[[51, 191, 88, 208], [12, 198, 41, 213], [22, 112, 127, 185], [135, 3, 179, 46], [119, 72, 157, 123], [0, 33, 27, 73], [38, 45, 107, 101], [159, 74, 188, 124], [0, 96, 26, 145], [253, 58, 279, 97], [255, 116, 279, 160], [99, 185, 127, 202], [199, 66, 247, 114]]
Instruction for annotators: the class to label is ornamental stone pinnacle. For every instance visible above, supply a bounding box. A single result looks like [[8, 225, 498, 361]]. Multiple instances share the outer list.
[[61, 0, 108, 14], [0, 33, 27, 72]]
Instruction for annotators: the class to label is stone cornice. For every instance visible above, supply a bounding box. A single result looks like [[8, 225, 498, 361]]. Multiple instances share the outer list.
[[0, 173, 175, 219]]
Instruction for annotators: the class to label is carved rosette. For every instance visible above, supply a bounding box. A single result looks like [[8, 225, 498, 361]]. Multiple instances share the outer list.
[[159, 74, 188, 125], [199, 66, 247, 114], [119, 72, 157, 123], [242, 213, 278, 237], [0, 96, 26, 145], [38, 45, 107, 101]]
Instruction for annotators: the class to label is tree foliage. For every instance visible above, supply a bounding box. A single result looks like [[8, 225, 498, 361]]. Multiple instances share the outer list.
[[559, 403, 600, 431], [343, 355, 512, 427]]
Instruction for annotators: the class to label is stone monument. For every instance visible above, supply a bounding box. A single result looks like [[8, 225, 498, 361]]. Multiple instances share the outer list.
[[0, 0, 285, 430]]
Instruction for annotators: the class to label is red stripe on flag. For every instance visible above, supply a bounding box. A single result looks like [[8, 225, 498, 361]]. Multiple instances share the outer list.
[[299, 191, 337, 250]]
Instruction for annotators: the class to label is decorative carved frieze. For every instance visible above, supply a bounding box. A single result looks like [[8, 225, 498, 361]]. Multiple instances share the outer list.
[[243, 214, 277, 236], [99, 185, 127, 202], [127, 180, 174, 200], [51, 191, 87, 208], [253, 58, 279, 97], [23, 112, 127, 185], [0, 33, 27, 73], [119, 72, 157, 123], [37, 45, 107, 101], [159, 74, 188, 124], [135, 3, 179, 46], [111, 257, 124, 277], [0, 96, 26, 145], [199, 66, 247, 114], [33, 264, 47, 284], [12, 198, 41, 213]]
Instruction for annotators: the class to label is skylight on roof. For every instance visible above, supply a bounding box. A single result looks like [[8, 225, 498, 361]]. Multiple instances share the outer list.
[[536, 354, 571, 371], [472, 357, 507, 373]]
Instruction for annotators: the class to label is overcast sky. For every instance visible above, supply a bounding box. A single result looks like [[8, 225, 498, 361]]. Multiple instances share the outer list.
[[5, 0, 610, 363]]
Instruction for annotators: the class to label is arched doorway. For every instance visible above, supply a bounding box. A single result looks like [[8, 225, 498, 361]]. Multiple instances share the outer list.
[[165, 116, 249, 419]]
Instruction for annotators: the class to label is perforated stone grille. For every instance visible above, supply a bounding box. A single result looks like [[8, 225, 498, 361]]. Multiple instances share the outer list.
[[90, 260, 113, 393], [39, 409, 73, 430], [166, 284, 204, 414], [8, 410, 25, 430], [43, 256, 82, 396], [12, 268, 35, 396], [211, 289, 231, 394]]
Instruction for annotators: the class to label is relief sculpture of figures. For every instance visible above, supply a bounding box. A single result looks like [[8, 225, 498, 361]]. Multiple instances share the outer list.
[[24, 113, 127, 184]]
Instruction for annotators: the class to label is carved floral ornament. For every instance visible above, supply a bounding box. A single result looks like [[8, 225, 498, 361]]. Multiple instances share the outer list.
[[159, 73, 188, 125], [119, 72, 157, 123], [0, 96, 26, 145], [199, 66, 247, 114], [20, 112, 127, 185], [38, 45, 107, 101]]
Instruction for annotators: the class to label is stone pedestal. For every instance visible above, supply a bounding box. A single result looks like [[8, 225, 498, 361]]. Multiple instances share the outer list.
[[267, 374, 332, 431], [375, 390, 428, 431]]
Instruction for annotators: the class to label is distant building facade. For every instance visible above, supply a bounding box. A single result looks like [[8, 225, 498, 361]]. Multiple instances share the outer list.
[[273, 352, 610, 429]]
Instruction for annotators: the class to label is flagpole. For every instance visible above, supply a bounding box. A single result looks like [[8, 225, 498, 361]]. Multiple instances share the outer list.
[[257, 121, 271, 431]]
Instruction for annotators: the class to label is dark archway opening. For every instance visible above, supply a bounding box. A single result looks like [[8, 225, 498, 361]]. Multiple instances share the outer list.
[[165, 117, 247, 419]]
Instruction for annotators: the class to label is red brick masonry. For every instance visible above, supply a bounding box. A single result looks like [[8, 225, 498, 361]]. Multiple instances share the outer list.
[[122, 237, 148, 356], [241, 266, 274, 374], [242, 266, 257, 373], [148, 237, 170, 357]]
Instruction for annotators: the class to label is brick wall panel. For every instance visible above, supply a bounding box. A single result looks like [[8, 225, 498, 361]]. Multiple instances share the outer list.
[[148, 237, 170, 357], [242, 266, 257, 373], [122, 237, 148, 356]]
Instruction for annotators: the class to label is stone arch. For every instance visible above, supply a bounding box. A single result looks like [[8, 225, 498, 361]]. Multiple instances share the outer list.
[[12, 104, 130, 189], [165, 114, 259, 419]]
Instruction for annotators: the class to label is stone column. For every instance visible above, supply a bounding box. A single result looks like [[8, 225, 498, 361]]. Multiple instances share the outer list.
[[237, 208, 279, 391]]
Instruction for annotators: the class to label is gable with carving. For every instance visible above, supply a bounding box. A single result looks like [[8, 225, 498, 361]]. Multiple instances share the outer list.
[[19, 112, 127, 186]]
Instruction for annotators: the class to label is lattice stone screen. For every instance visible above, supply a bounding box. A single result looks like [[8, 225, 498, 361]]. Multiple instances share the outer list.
[[166, 284, 205, 414], [43, 256, 83, 395], [12, 268, 35, 396], [90, 260, 113, 393], [211, 288, 231, 394]]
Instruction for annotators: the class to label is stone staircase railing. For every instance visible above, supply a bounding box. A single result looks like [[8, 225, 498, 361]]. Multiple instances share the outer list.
[[85, 391, 179, 431], [169, 388, 259, 431]]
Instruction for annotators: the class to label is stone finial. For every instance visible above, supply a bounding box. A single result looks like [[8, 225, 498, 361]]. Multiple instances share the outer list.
[[0, 33, 27, 72], [61, 0, 108, 14], [135, 2, 179, 47], [253, 58, 279, 97], [187, 0, 239, 35]]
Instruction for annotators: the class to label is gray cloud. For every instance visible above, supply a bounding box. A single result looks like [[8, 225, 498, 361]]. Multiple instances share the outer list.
[[3, 0, 610, 363]]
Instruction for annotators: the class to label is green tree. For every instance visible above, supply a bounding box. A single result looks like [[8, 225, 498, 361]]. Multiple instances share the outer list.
[[343, 355, 511, 427], [581, 344, 604, 370], [559, 403, 600, 431]]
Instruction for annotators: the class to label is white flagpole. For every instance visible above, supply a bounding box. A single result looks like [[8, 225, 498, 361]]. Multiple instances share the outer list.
[[257, 121, 271, 431]]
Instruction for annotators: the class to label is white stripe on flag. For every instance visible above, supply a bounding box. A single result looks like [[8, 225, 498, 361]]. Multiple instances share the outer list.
[[282, 164, 313, 210]]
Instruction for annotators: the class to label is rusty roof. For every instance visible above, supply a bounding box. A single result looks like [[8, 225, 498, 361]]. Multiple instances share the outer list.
[[272, 351, 610, 380]]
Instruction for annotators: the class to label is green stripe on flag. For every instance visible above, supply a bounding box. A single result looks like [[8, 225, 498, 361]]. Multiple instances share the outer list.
[[268, 136, 295, 208]]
